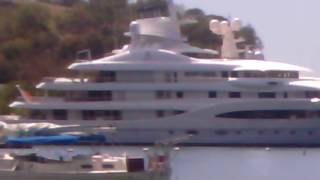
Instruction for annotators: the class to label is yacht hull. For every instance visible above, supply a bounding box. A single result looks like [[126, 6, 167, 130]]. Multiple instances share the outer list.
[[103, 127, 320, 146]]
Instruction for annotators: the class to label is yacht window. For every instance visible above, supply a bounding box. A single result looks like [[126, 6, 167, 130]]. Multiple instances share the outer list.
[[230, 71, 238, 78], [289, 71, 299, 78], [53, 110, 67, 120], [97, 71, 116, 82], [265, 71, 299, 79], [176, 91, 184, 98], [173, 72, 178, 82], [274, 130, 280, 134], [242, 71, 265, 78], [202, 72, 217, 77], [30, 110, 47, 120], [184, 72, 217, 78], [283, 92, 288, 98], [266, 71, 283, 78], [182, 53, 216, 59], [156, 111, 164, 118], [113, 111, 122, 120], [290, 130, 296, 135], [165, 72, 174, 83], [186, 129, 199, 135], [305, 91, 320, 98], [82, 110, 121, 120], [156, 91, 171, 99], [214, 129, 228, 135], [258, 92, 276, 98], [208, 91, 217, 98], [216, 110, 309, 119], [173, 110, 185, 115], [184, 72, 198, 77], [88, 91, 112, 101], [82, 110, 96, 120], [102, 164, 115, 169], [81, 164, 93, 169], [221, 71, 229, 78], [229, 92, 241, 98]]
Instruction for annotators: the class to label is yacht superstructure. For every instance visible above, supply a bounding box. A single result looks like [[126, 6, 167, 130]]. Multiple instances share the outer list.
[[7, 1, 320, 146]]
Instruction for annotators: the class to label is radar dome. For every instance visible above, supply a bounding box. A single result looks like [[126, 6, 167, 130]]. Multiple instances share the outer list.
[[220, 21, 229, 34], [209, 19, 221, 34], [231, 18, 242, 31]]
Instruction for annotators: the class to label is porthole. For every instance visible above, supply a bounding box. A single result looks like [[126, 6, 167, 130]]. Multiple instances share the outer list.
[[290, 130, 296, 135], [214, 129, 228, 135], [81, 164, 93, 169], [186, 130, 199, 135], [168, 130, 175, 135]]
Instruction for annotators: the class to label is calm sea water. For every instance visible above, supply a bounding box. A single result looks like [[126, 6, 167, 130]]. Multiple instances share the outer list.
[[3, 146, 320, 180]]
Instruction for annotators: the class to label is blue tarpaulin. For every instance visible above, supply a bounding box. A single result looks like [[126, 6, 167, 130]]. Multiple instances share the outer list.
[[5, 134, 107, 145]]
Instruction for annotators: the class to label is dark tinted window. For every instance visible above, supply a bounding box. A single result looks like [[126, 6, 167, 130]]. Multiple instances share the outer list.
[[81, 164, 93, 169], [229, 92, 241, 98], [216, 110, 311, 119], [176, 91, 184, 98], [157, 111, 164, 117], [258, 92, 276, 98], [209, 91, 217, 98], [230, 71, 238, 78], [306, 91, 320, 98], [53, 110, 67, 120], [102, 164, 114, 169], [221, 71, 229, 78], [97, 71, 116, 82]]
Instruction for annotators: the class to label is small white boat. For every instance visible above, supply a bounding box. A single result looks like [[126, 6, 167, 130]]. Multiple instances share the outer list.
[[0, 150, 170, 180]]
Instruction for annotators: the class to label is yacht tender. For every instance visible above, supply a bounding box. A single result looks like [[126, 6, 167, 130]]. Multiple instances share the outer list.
[[0, 149, 170, 180]]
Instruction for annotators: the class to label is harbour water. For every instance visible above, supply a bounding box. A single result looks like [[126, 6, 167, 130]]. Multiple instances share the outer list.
[[5, 146, 320, 180]]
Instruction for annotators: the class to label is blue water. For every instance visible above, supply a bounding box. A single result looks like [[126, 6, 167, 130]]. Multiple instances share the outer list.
[[4, 146, 320, 180]]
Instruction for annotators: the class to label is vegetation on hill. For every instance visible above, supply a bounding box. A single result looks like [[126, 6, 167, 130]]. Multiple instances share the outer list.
[[0, 0, 261, 114]]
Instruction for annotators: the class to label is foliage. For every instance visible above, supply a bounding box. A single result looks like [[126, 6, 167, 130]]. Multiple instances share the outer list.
[[0, 83, 18, 114]]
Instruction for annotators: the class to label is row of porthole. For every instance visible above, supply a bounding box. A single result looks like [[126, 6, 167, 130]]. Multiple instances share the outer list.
[[177, 130, 316, 136]]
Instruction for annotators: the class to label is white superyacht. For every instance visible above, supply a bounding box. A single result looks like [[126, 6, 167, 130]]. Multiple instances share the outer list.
[[6, 0, 320, 146]]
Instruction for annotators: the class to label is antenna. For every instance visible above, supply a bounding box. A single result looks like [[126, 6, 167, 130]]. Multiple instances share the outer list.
[[209, 18, 245, 59]]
